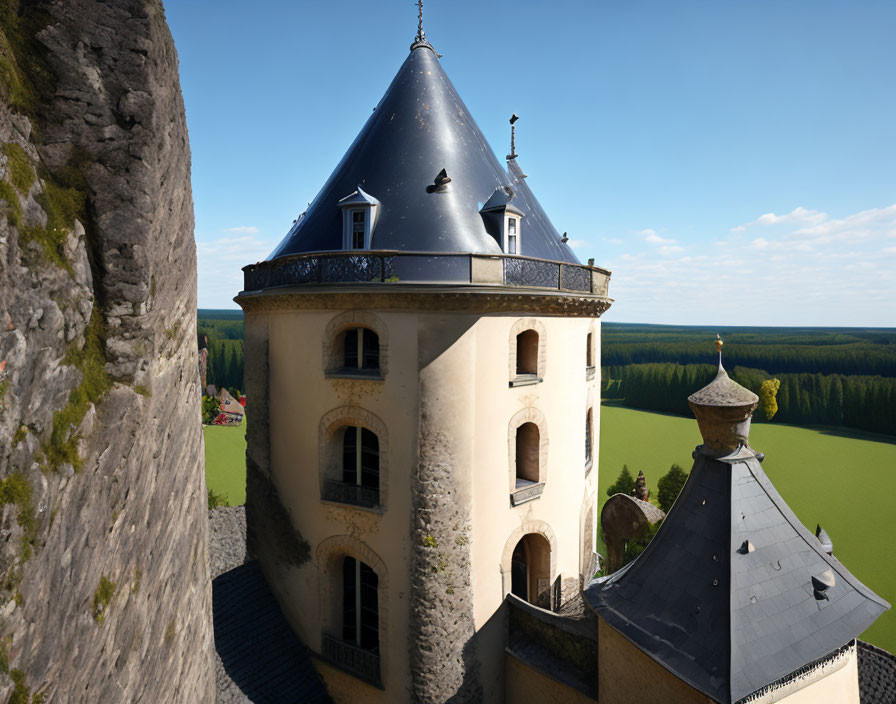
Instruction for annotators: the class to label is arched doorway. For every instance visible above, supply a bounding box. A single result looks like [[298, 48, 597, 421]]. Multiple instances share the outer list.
[[508, 533, 551, 608]]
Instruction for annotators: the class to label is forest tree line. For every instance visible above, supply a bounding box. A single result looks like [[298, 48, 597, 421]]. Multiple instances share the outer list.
[[198, 315, 245, 393], [602, 363, 896, 436]]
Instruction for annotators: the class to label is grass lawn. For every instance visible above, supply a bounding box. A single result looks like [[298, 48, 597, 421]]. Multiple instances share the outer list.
[[599, 403, 896, 652], [204, 421, 247, 506]]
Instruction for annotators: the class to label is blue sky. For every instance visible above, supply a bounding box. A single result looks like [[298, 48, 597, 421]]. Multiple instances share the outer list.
[[167, 1, 896, 326]]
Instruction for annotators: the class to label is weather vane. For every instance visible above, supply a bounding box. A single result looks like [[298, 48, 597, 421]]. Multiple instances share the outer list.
[[415, 0, 425, 43], [507, 113, 519, 161]]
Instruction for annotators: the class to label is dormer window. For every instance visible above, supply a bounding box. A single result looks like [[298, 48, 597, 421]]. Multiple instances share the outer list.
[[338, 186, 380, 250], [507, 217, 518, 254], [351, 211, 366, 249], [480, 187, 525, 255]]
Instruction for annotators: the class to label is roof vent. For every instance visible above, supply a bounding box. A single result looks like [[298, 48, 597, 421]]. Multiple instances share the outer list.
[[561, 232, 568, 243], [426, 168, 452, 194], [815, 524, 834, 555], [813, 569, 836, 600], [737, 540, 755, 554]]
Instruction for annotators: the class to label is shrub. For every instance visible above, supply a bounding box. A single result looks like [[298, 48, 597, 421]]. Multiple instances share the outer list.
[[657, 464, 689, 513], [606, 465, 636, 497]]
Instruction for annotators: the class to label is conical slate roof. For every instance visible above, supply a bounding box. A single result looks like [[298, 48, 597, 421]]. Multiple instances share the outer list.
[[586, 449, 889, 703], [268, 44, 578, 263], [688, 365, 759, 407]]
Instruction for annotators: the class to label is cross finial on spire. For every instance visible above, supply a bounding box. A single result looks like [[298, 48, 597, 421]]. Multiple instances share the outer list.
[[415, 0, 425, 43]]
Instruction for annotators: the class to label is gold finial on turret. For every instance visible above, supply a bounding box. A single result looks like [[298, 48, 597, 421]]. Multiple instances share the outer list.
[[716, 334, 724, 369]]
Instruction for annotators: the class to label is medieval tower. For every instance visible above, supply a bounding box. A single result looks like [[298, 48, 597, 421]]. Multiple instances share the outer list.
[[236, 19, 612, 704]]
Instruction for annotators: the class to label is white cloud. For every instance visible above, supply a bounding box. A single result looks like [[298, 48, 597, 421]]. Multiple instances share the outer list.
[[734, 206, 828, 231], [567, 239, 589, 249], [197, 233, 278, 308], [222, 225, 260, 234], [658, 245, 683, 255], [603, 203, 896, 326], [638, 228, 676, 246]]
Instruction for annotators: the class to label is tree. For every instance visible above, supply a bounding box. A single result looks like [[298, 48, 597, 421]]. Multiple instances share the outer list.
[[201, 395, 219, 424], [657, 464, 689, 512], [606, 465, 636, 498], [759, 378, 781, 421]]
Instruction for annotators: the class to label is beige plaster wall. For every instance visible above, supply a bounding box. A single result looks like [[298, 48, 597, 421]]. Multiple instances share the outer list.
[[770, 646, 860, 704], [313, 657, 387, 704], [504, 652, 597, 704], [266, 308, 420, 696], [598, 616, 711, 704], [469, 315, 599, 612], [257, 307, 600, 702]]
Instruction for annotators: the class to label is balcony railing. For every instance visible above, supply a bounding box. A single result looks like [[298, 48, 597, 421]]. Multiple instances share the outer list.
[[242, 251, 610, 296], [322, 480, 380, 509], [322, 633, 381, 687]]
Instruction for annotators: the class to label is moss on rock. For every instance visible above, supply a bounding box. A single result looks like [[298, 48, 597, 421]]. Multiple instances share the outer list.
[[2, 142, 32, 193], [91, 575, 116, 624], [44, 308, 111, 472]]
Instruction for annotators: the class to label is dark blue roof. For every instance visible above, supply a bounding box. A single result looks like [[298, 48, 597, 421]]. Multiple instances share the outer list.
[[586, 450, 889, 704], [269, 44, 578, 264]]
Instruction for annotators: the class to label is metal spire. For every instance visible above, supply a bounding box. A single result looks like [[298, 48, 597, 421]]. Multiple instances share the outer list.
[[410, 0, 441, 55], [716, 334, 724, 371], [415, 0, 425, 43], [507, 113, 519, 161]]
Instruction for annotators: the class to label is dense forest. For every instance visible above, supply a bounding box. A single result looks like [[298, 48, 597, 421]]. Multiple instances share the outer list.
[[198, 310, 245, 392], [602, 324, 896, 436]]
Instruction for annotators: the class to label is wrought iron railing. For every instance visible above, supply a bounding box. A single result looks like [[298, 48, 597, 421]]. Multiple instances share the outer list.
[[322, 480, 380, 509], [242, 251, 610, 295], [322, 633, 381, 686]]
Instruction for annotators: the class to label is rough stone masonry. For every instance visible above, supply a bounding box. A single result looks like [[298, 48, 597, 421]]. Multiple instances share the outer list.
[[0, 1, 213, 700]]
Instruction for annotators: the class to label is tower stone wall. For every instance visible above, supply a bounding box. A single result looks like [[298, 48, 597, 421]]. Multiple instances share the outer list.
[[240, 295, 603, 702]]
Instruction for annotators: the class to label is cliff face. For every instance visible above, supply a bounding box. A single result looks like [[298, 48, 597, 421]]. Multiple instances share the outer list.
[[0, 1, 213, 700]]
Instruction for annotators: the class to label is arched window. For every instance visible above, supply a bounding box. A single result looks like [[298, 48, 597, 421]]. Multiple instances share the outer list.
[[342, 327, 380, 373], [515, 422, 540, 485], [586, 332, 595, 380], [585, 408, 593, 470], [342, 556, 379, 652], [516, 330, 539, 377], [326, 426, 379, 508]]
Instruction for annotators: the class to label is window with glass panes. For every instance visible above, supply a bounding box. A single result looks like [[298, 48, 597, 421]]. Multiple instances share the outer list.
[[342, 426, 379, 490], [507, 217, 518, 254], [342, 556, 378, 651], [351, 210, 366, 249], [343, 328, 379, 371], [585, 409, 593, 465]]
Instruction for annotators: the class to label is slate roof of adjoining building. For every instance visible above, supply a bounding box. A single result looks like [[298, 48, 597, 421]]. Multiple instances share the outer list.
[[268, 43, 578, 264], [214, 561, 331, 703], [586, 451, 890, 704], [857, 640, 896, 704]]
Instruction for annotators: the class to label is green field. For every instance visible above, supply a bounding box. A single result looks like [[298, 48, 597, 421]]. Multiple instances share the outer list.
[[204, 422, 247, 506], [599, 403, 896, 652]]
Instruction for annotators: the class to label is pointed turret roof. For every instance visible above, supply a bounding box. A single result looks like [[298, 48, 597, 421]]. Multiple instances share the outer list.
[[586, 360, 889, 703], [268, 44, 578, 263]]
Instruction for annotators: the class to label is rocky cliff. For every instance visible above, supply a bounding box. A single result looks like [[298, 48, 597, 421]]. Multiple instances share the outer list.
[[0, 1, 213, 700]]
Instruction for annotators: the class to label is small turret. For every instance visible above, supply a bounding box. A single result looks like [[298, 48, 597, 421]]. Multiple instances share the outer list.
[[687, 335, 758, 454]]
